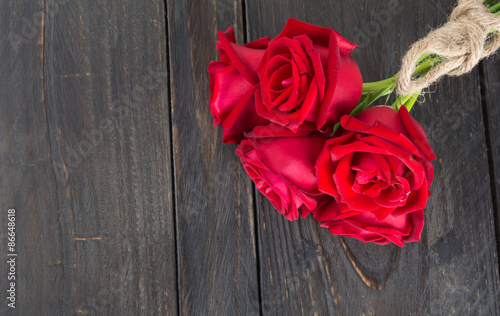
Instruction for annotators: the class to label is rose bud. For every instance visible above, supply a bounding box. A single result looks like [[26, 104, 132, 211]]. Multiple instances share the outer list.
[[237, 132, 328, 221], [314, 106, 436, 246], [256, 18, 363, 133], [208, 27, 271, 144]]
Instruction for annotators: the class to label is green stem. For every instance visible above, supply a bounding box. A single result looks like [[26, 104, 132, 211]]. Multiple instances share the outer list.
[[489, 2, 500, 13], [329, 0, 500, 136], [361, 88, 393, 98], [391, 94, 411, 110], [362, 53, 439, 93], [337, 0, 499, 127], [404, 92, 421, 112], [388, 57, 437, 110], [362, 75, 397, 92], [390, 90, 421, 112], [415, 52, 435, 65], [413, 57, 438, 75]]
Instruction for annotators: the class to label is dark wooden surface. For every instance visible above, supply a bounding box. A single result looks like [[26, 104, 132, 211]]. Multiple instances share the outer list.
[[1, 0, 499, 315]]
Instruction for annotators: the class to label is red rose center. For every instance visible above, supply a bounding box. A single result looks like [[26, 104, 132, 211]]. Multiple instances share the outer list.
[[261, 39, 314, 113], [352, 169, 410, 204], [350, 151, 412, 208]]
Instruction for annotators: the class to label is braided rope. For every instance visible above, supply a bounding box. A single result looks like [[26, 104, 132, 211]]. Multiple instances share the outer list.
[[396, 0, 500, 96]]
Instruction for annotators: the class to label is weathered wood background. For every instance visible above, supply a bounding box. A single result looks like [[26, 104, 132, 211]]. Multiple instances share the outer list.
[[1, 0, 499, 314]]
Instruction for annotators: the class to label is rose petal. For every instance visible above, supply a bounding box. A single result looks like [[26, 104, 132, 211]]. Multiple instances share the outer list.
[[333, 153, 382, 211], [209, 63, 253, 123], [399, 106, 436, 161], [244, 36, 271, 49], [275, 18, 357, 51], [217, 30, 264, 84], [254, 135, 327, 193], [219, 88, 270, 144], [245, 123, 314, 139], [341, 111, 421, 157], [317, 46, 363, 131], [392, 178, 429, 216]]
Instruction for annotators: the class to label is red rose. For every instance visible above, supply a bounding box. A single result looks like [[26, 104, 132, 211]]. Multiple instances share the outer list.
[[256, 18, 363, 133], [208, 27, 271, 144], [314, 106, 436, 246], [236, 132, 328, 220]]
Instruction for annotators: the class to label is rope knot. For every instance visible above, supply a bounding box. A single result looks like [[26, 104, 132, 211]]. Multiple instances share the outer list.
[[396, 0, 500, 96]]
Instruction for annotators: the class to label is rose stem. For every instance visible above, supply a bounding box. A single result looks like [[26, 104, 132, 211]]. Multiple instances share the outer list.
[[358, 0, 500, 115], [489, 2, 500, 13], [404, 92, 421, 112], [362, 75, 397, 92]]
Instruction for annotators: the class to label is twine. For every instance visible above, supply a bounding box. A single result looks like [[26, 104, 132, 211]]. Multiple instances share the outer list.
[[396, 0, 500, 96]]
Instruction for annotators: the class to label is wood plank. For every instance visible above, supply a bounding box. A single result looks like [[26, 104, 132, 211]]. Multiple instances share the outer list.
[[167, 0, 260, 314], [1, 1, 177, 314], [246, 0, 500, 314], [0, 1, 64, 314], [481, 49, 500, 265]]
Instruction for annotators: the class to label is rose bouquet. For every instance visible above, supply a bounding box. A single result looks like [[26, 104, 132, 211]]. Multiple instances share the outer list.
[[208, 1, 500, 246]]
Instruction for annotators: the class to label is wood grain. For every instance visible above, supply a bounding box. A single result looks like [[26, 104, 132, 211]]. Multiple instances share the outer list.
[[481, 52, 500, 267], [0, 0, 177, 315], [167, 0, 259, 314], [246, 0, 500, 314], [0, 1, 64, 315]]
